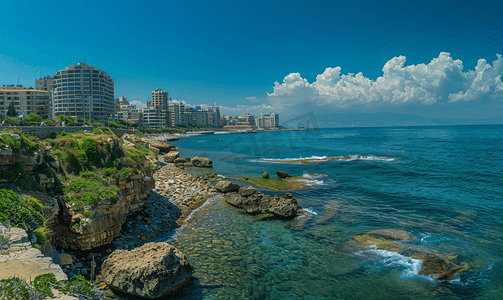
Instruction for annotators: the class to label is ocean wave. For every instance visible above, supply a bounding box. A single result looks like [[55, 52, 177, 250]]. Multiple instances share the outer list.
[[360, 249, 424, 280], [255, 155, 396, 164]]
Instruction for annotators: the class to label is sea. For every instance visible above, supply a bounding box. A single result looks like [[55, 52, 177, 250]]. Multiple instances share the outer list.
[[161, 125, 503, 299]]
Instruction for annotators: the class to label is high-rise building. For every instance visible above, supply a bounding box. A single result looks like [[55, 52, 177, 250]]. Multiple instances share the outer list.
[[52, 62, 114, 122], [148, 88, 170, 110], [114, 96, 129, 114], [35, 76, 56, 118], [0, 86, 51, 119], [259, 113, 279, 128]]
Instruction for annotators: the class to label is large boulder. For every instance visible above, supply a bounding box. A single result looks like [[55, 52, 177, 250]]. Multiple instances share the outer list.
[[276, 171, 291, 179], [223, 192, 301, 218], [239, 186, 256, 197], [164, 151, 180, 163], [191, 156, 213, 167], [215, 181, 241, 193], [102, 242, 194, 299], [263, 171, 269, 179], [149, 141, 176, 154]]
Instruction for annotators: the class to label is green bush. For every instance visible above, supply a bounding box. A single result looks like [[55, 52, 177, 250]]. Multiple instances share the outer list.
[[24, 113, 43, 126], [0, 273, 100, 299], [40, 167, 54, 178], [0, 188, 45, 229], [134, 131, 145, 138], [0, 162, 44, 191], [84, 211, 93, 218], [33, 226, 51, 244], [80, 138, 101, 166], [32, 244, 42, 250], [92, 128, 103, 134]]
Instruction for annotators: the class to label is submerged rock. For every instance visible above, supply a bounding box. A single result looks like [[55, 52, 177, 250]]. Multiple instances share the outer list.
[[276, 171, 291, 179], [353, 229, 469, 279], [191, 156, 213, 167], [102, 242, 194, 299], [223, 192, 301, 218], [215, 181, 241, 193]]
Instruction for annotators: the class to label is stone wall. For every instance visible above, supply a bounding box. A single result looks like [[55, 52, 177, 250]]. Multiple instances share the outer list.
[[0, 125, 139, 139]]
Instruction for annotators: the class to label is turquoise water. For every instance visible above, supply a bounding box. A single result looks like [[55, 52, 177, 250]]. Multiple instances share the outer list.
[[166, 126, 503, 299]]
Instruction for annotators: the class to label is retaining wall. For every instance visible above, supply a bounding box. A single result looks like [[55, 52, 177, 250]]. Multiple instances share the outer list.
[[0, 126, 138, 139]]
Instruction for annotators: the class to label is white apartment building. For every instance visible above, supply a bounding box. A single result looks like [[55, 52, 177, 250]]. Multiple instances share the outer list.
[[52, 62, 115, 122]]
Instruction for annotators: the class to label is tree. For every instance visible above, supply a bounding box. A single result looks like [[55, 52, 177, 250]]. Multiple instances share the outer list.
[[7, 103, 17, 117], [24, 113, 43, 126]]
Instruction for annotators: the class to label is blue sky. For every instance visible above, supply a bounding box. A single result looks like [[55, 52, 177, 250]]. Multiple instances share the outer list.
[[1, 0, 502, 124]]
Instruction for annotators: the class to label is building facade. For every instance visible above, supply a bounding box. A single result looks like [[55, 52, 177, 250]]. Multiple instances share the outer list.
[[0, 86, 51, 119], [139, 108, 164, 128], [35, 76, 56, 118], [52, 62, 114, 122], [148, 88, 170, 111], [256, 113, 279, 128]]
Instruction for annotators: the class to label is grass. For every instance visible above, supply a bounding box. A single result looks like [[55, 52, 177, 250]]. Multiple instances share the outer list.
[[234, 176, 309, 190]]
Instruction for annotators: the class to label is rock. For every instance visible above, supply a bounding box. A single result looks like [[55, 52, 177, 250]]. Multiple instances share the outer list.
[[215, 181, 241, 193], [191, 156, 213, 168], [75, 262, 83, 268], [149, 145, 160, 155], [276, 171, 291, 179], [239, 186, 256, 197], [164, 137, 180, 142], [59, 253, 73, 266], [263, 171, 269, 179], [102, 242, 194, 299], [81, 268, 88, 275], [164, 151, 180, 163], [223, 192, 301, 218], [435, 266, 469, 281], [367, 229, 411, 241], [174, 157, 191, 164]]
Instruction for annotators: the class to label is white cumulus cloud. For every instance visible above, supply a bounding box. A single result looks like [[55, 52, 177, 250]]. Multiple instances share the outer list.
[[266, 52, 503, 116]]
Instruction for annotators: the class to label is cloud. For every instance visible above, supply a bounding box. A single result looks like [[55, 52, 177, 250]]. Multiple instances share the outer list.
[[266, 52, 503, 117], [129, 100, 146, 109], [246, 96, 260, 103]]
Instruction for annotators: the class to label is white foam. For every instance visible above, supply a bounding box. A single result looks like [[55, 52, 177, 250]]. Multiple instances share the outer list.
[[302, 208, 318, 215], [217, 175, 226, 178], [261, 155, 328, 162], [360, 249, 424, 280]]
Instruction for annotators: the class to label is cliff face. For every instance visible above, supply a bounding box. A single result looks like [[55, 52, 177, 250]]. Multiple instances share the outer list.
[[48, 174, 155, 250], [1, 130, 160, 251]]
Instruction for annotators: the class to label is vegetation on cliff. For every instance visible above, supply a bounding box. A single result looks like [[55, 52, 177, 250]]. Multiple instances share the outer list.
[[0, 188, 44, 230], [45, 130, 157, 212]]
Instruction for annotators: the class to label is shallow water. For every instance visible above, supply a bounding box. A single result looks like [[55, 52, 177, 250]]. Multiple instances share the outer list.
[[164, 126, 503, 299]]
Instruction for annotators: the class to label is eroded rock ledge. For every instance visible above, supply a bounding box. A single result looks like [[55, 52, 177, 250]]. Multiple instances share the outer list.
[[216, 181, 302, 218]]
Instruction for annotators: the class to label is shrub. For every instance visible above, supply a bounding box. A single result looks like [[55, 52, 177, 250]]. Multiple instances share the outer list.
[[26, 197, 43, 212], [32, 244, 42, 250], [84, 211, 93, 218], [24, 113, 43, 126], [0, 188, 45, 229], [33, 227, 51, 244], [0, 162, 43, 191], [92, 128, 103, 135], [1, 135, 21, 153], [80, 138, 101, 167], [134, 131, 145, 138]]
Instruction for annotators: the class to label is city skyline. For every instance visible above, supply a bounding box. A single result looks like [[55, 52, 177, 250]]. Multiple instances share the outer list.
[[1, 0, 502, 126]]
